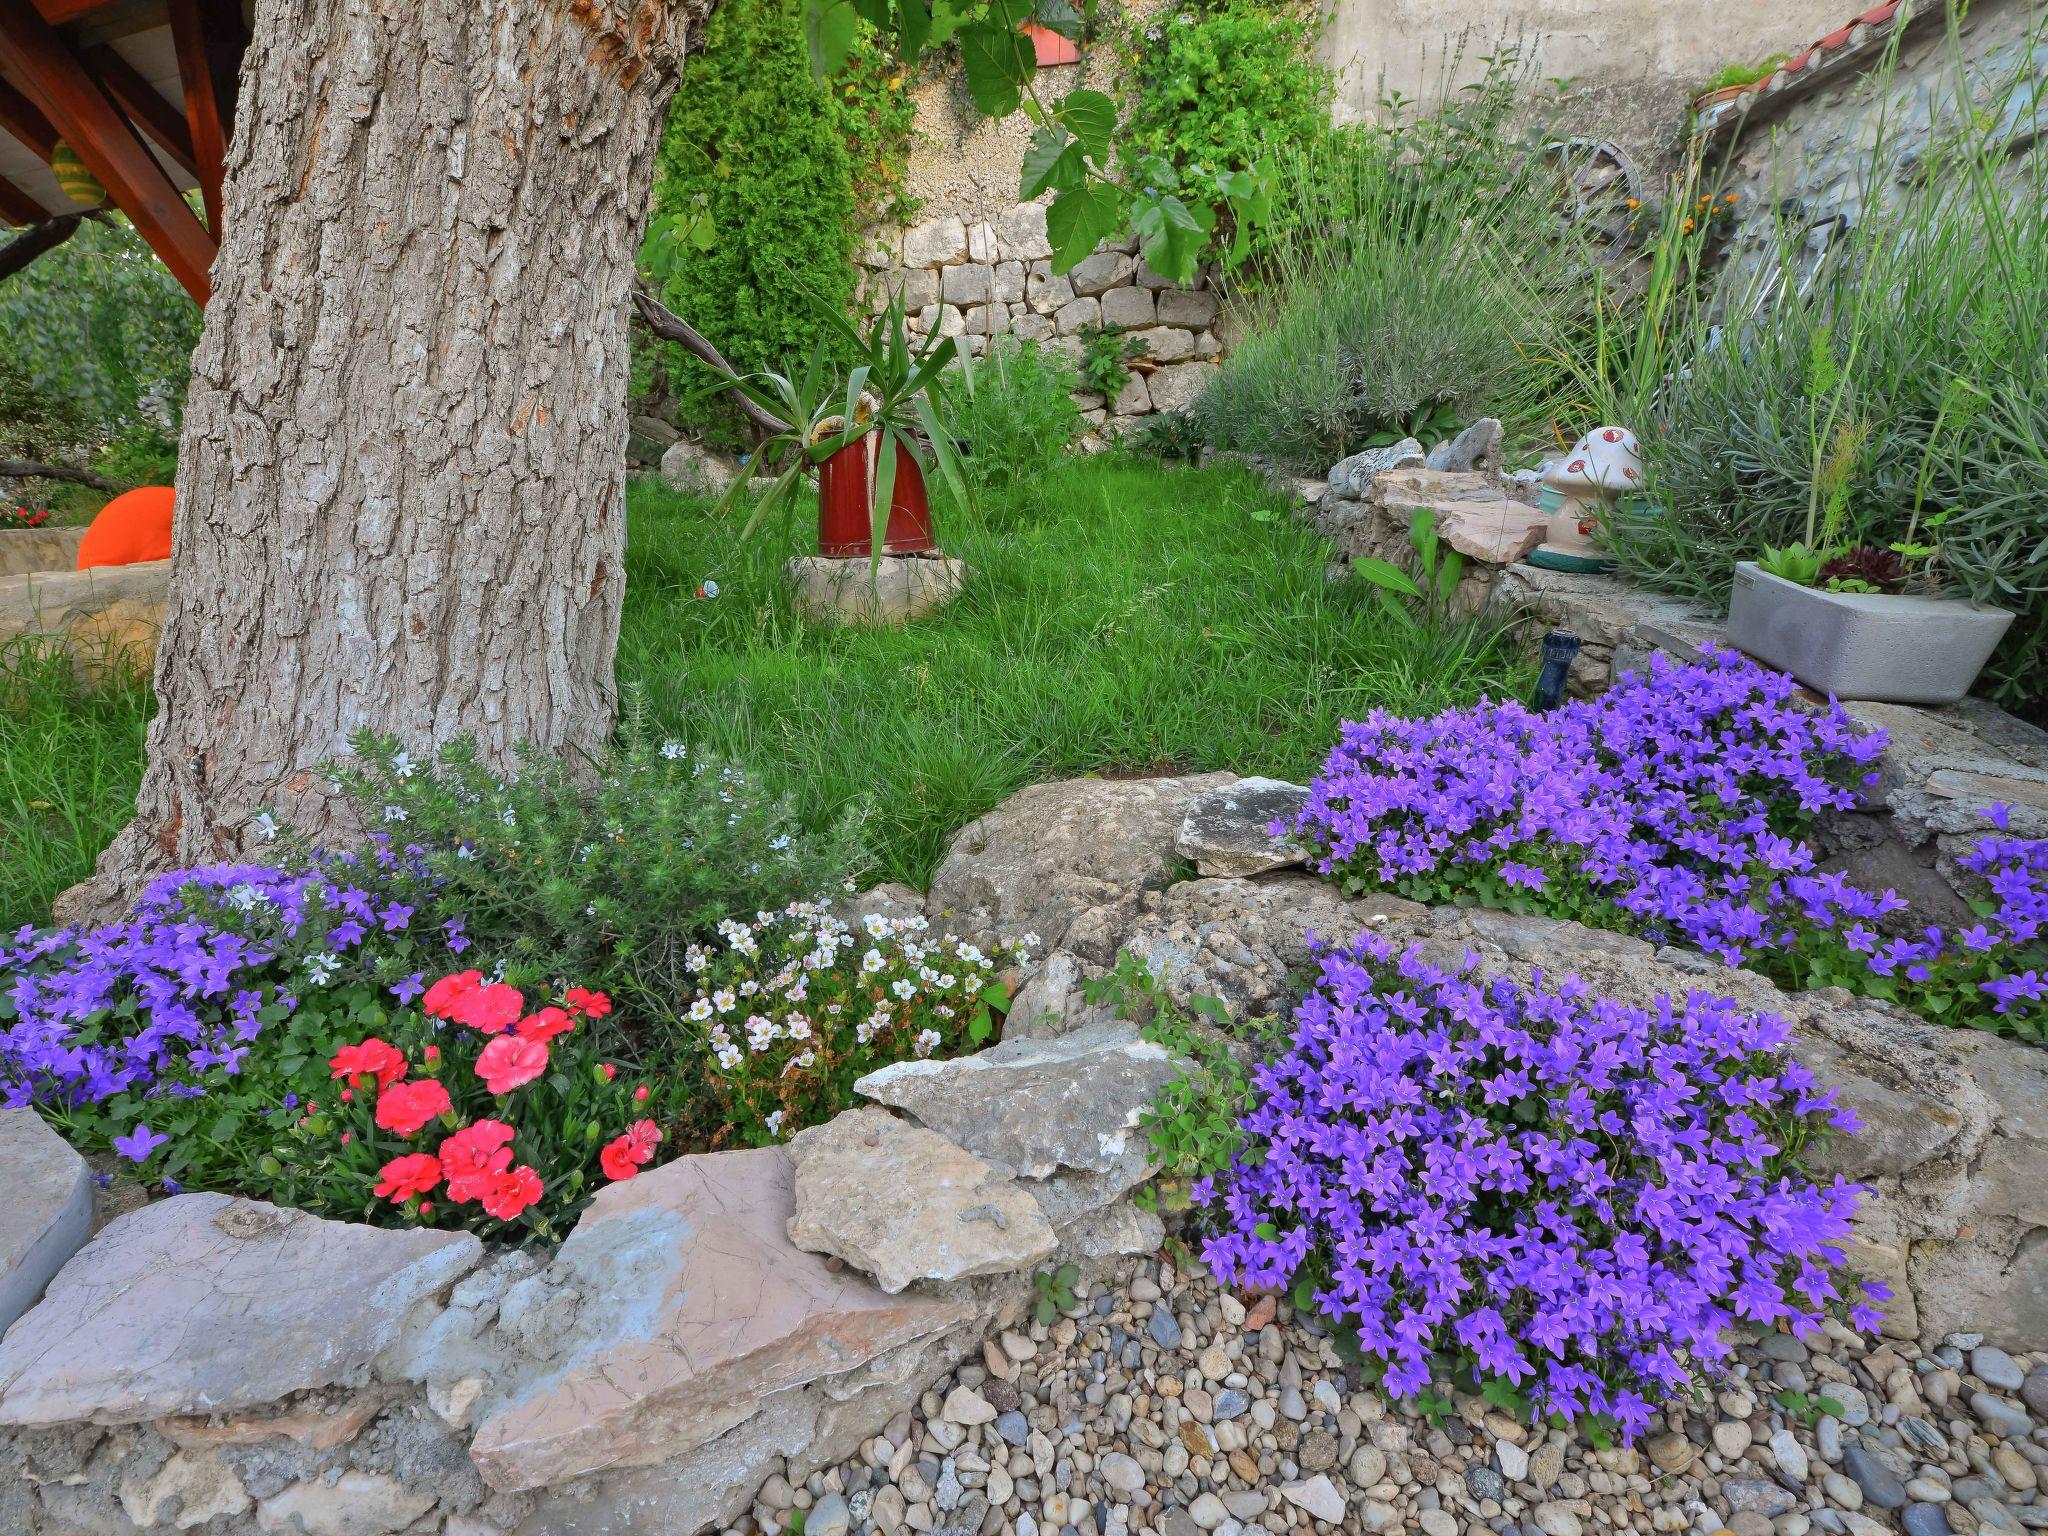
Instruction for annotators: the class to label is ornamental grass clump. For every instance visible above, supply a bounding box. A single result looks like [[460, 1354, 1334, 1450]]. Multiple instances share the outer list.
[[1198, 935, 1879, 1436], [1288, 648, 2047, 1041]]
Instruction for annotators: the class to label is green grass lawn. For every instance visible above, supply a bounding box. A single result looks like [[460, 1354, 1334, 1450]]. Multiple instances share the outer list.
[[618, 452, 1532, 887], [0, 453, 1532, 928]]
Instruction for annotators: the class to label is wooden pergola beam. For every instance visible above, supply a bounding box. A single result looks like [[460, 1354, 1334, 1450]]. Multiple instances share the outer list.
[[84, 43, 198, 179], [0, 77, 59, 161], [0, 0, 214, 301], [0, 173, 49, 225], [167, 0, 239, 236]]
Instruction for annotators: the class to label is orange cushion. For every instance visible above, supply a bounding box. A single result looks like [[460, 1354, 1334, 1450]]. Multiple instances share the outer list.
[[76, 485, 175, 570]]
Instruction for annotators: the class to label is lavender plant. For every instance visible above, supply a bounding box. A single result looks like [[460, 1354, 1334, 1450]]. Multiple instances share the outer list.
[[1198, 935, 1881, 1437], [1287, 648, 2046, 1042]]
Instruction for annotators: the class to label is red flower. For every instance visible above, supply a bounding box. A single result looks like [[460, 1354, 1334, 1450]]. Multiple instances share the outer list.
[[600, 1118, 663, 1182], [565, 987, 612, 1020], [454, 982, 525, 1034], [601, 1063, 617, 1081], [439, 1120, 515, 1201], [374, 1152, 442, 1202], [516, 1006, 576, 1043], [633, 1084, 650, 1102], [476, 1034, 549, 1094], [481, 1164, 543, 1221], [329, 1036, 408, 1089], [374, 1078, 454, 1136], [423, 970, 483, 1019], [423, 1044, 441, 1063]]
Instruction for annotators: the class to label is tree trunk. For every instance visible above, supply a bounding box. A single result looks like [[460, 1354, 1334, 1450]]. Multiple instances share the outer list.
[[68, 0, 714, 923]]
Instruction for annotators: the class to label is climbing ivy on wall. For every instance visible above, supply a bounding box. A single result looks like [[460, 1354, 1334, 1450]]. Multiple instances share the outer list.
[[829, 20, 923, 226], [647, 0, 860, 436]]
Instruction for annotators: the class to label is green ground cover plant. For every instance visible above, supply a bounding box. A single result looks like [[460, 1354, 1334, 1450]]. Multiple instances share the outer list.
[[0, 640, 151, 925]]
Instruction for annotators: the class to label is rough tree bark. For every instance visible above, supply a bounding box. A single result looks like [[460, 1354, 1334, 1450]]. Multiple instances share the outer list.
[[69, 0, 716, 922]]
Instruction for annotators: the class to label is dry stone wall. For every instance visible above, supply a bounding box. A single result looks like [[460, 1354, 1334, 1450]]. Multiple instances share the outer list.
[[857, 207, 1227, 436]]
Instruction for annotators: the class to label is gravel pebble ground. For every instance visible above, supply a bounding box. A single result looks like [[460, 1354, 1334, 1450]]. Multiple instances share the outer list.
[[720, 1252, 2048, 1536]]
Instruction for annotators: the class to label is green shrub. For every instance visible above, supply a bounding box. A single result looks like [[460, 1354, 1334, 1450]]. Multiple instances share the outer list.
[[320, 704, 864, 1020], [1190, 59, 1592, 472], [952, 339, 1084, 489], [0, 354, 96, 466], [1117, 0, 1332, 269], [828, 20, 922, 224], [647, 0, 859, 441], [0, 213, 199, 438]]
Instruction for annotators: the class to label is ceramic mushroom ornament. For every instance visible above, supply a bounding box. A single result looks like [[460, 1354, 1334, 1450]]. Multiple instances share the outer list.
[[1530, 426, 1642, 572]]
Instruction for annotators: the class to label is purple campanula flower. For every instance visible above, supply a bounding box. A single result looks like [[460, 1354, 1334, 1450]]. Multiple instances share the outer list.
[[112, 1123, 168, 1163]]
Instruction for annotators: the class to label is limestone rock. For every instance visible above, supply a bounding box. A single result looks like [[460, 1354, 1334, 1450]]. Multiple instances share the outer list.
[[119, 1446, 251, 1529], [0, 525, 87, 577], [1426, 417, 1504, 472], [903, 216, 967, 267], [926, 771, 1235, 957], [854, 1024, 1177, 1182], [1174, 776, 1311, 877], [0, 1108, 92, 1336], [1326, 440, 1424, 498], [467, 1145, 972, 1491], [255, 1471, 435, 1536], [1372, 468, 1549, 566], [0, 1194, 478, 1427], [787, 1108, 1056, 1292], [657, 439, 740, 498], [786, 554, 970, 628], [0, 559, 168, 684], [1143, 362, 1218, 415], [1004, 950, 1118, 1041], [1119, 875, 1426, 1022]]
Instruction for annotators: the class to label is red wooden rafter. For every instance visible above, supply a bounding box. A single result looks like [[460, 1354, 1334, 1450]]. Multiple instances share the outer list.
[[166, 0, 239, 236], [0, 76, 58, 160], [0, 0, 215, 299]]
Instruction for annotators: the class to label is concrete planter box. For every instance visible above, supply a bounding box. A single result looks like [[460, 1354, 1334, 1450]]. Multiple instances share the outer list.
[[1726, 561, 2015, 703]]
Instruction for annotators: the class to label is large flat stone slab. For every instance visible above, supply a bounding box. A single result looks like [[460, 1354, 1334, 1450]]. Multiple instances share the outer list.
[[0, 1195, 479, 1427], [787, 1108, 1056, 1293], [855, 1025, 1178, 1181], [1174, 776, 1311, 878], [0, 1109, 93, 1337], [467, 1145, 972, 1492]]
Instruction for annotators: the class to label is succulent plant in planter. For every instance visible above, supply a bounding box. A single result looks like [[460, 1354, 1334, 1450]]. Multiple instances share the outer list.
[[1726, 388, 2014, 703], [710, 288, 973, 563]]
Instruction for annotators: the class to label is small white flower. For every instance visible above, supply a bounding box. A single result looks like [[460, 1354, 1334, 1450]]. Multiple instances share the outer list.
[[712, 988, 737, 1013], [499, 808, 517, 827], [455, 845, 476, 861], [382, 805, 407, 823], [250, 811, 280, 841], [688, 998, 714, 1022], [861, 948, 885, 974], [769, 833, 792, 851], [891, 978, 917, 1001], [660, 740, 687, 760], [764, 1108, 785, 1136], [391, 749, 417, 779], [914, 1028, 942, 1057]]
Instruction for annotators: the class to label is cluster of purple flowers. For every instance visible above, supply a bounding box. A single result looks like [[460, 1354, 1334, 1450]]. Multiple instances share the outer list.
[[0, 859, 448, 1115], [1287, 648, 2045, 1040], [1198, 935, 1879, 1435]]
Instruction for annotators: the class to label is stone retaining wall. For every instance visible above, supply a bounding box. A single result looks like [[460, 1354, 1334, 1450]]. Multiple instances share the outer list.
[[857, 207, 1227, 437], [0, 1012, 1173, 1535], [0, 557, 168, 684]]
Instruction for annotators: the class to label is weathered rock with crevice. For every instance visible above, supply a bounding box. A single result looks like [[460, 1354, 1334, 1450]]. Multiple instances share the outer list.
[[0, 1195, 479, 1428], [926, 771, 1236, 959], [787, 1109, 1056, 1293]]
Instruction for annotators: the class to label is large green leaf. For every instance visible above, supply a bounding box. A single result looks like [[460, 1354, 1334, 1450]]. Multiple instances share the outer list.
[[1021, 127, 1088, 200], [805, 0, 860, 76], [1055, 88, 1116, 164], [961, 17, 1035, 116], [1034, 0, 1084, 39], [1045, 183, 1123, 273], [1131, 191, 1211, 285]]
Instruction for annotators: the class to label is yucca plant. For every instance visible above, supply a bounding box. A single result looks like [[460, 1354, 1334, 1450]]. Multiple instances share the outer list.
[[711, 287, 975, 563]]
